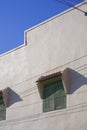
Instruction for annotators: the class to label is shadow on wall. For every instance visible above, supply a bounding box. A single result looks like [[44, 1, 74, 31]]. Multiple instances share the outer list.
[[8, 87, 22, 107], [37, 68, 87, 97], [63, 68, 87, 94]]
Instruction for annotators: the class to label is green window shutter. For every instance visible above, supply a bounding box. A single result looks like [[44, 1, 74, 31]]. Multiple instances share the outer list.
[[0, 94, 6, 121], [54, 81, 66, 110], [43, 84, 54, 112], [43, 80, 66, 112], [0, 105, 6, 121]]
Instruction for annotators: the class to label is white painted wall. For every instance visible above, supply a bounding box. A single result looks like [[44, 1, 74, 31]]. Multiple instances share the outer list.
[[0, 1, 87, 130]]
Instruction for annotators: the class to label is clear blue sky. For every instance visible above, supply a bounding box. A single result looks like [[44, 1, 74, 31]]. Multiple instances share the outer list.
[[0, 0, 84, 54]]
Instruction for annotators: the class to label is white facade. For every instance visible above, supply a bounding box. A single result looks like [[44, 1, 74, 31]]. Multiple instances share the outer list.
[[0, 1, 87, 130]]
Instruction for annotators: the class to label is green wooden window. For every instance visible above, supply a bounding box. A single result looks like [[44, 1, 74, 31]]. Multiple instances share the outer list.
[[0, 93, 6, 121], [43, 80, 66, 112]]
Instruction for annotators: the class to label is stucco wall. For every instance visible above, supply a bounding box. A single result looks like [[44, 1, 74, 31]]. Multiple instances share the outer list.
[[0, 2, 87, 130]]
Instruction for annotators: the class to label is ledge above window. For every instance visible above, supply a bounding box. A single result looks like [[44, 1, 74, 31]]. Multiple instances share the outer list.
[[0, 88, 9, 107], [36, 68, 70, 95]]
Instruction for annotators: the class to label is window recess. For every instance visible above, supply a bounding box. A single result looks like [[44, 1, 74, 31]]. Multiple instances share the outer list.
[[36, 71, 69, 112], [0, 88, 8, 121]]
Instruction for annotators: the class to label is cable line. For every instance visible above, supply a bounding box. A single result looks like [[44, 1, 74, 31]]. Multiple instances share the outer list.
[[56, 0, 87, 14]]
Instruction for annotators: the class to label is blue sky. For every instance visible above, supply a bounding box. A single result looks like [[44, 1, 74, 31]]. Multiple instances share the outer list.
[[0, 0, 85, 54]]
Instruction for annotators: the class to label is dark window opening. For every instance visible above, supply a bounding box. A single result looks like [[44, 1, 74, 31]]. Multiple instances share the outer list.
[[0, 92, 6, 121], [43, 80, 66, 112]]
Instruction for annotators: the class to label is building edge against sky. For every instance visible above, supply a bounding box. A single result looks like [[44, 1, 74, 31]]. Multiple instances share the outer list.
[[0, 0, 86, 57], [0, 1, 87, 130]]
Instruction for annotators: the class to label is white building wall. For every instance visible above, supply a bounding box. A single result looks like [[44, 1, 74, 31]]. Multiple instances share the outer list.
[[0, 1, 87, 130]]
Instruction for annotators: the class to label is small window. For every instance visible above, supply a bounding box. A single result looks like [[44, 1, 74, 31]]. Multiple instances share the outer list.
[[36, 72, 66, 112], [43, 80, 66, 112], [0, 92, 6, 121]]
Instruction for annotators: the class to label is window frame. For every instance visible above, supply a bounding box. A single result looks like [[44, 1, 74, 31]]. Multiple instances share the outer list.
[[37, 74, 67, 113], [43, 77, 66, 112], [0, 91, 6, 121]]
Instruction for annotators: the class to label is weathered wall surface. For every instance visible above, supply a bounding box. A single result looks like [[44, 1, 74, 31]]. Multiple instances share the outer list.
[[0, 2, 87, 130]]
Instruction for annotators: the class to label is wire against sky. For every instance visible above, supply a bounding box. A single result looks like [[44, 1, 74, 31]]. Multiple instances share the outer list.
[[0, 0, 85, 54], [56, 0, 86, 13]]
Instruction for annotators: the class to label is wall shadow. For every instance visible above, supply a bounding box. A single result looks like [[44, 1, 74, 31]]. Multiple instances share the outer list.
[[37, 68, 87, 96], [64, 68, 87, 94], [8, 87, 22, 107]]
